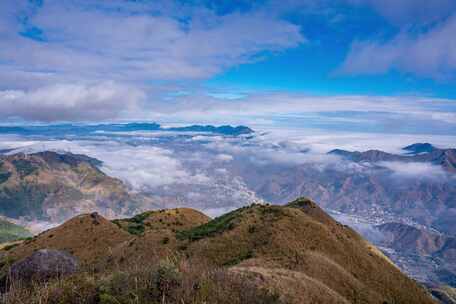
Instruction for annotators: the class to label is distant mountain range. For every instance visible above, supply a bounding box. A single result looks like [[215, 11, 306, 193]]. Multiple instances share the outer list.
[[242, 143, 456, 236], [329, 143, 456, 172], [0, 141, 455, 291], [375, 222, 456, 287], [0, 123, 254, 137]]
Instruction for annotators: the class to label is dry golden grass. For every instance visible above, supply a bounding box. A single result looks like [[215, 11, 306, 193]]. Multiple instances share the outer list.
[[0, 198, 437, 304], [1, 256, 282, 304], [5, 213, 132, 266], [177, 199, 435, 304], [230, 266, 351, 304]]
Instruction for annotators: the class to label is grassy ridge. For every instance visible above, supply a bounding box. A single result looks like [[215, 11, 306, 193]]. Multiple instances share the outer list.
[[175, 207, 244, 241]]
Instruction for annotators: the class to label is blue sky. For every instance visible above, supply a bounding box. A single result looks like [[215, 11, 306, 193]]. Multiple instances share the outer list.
[[0, 0, 455, 136]]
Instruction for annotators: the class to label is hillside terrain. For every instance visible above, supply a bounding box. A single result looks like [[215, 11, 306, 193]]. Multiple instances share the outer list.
[[0, 151, 156, 227], [329, 143, 456, 173], [376, 222, 456, 287], [0, 219, 31, 243], [242, 143, 456, 235], [0, 198, 435, 303], [0, 142, 454, 293]]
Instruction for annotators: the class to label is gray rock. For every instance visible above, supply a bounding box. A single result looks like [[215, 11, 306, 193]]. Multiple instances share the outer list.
[[10, 249, 79, 282]]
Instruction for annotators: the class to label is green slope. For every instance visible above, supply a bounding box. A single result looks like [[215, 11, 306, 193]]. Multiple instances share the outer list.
[[0, 219, 32, 243]]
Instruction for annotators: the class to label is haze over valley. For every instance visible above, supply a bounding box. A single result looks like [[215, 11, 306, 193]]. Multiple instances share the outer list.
[[0, 124, 455, 290]]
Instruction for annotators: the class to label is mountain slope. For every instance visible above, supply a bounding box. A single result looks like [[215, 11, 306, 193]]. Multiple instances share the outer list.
[[1, 198, 434, 303], [0, 151, 156, 224], [4, 212, 132, 265], [329, 144, 456, 173], [243, 144, 456, 236], [0, 219, 32, 243], [377, 222, 456, 286], [377, 223, 449, 256], [176, 198, 433, 304]]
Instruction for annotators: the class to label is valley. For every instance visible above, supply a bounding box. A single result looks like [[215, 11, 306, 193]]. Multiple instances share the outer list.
[[0, 124, 455, 300]]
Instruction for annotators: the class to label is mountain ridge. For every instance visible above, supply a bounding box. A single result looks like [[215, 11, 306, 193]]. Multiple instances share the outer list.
[[0, 123, 254, 137], [0, 198, 435, 304], [0, 151, 156, 225], [328, 143, 456, 172]]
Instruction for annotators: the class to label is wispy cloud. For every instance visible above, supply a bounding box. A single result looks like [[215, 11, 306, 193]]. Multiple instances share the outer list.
[[379, 161, 447, 179], [0, 0, 306, 122], [0, 1, 303, 84], [0, 0, 454, 131], [137, 93, 456, 135], [338, 7, 456, 78]]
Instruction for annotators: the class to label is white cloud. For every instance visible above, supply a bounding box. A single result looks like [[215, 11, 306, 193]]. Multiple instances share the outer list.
[[379, 161, 447, 179], [138, 93, 456, 134], [3, 139, 211, 190], [338, 14, 456, 78], [0, 0, 305, 122], [0, 82, 143, 122], [204, 134, 341, 167], [0, 1, 304, 83], [216, 153, 234, 162]]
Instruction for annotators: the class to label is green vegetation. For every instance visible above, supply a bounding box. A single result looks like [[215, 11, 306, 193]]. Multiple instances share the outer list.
[[0, 172, 11, 184], [0, 184, 47, 218], [176, 207, 247, 241], [3, 243, 19, 251], [0, 219, 32, 243], [258, 205, 285, 218], [112, 211, 154, 236], [0, 161, 11, 184], [161, 237, 170, 245], [222, 249, 254, 266], [12, 159, 37, 177], [287, 197, 315, 209]]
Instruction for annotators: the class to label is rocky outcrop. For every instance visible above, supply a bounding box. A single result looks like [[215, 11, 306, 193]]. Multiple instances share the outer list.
[[10, 249, 78, 282]]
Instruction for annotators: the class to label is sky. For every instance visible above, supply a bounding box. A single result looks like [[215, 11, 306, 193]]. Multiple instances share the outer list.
[[1, 0, 456, 136]]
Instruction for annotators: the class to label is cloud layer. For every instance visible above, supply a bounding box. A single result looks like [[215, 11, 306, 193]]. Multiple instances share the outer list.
[[0, 1, 303, 84], [0, 82, 143, 121], [339, 15, 456, 78], [0, 0, 455, 127]]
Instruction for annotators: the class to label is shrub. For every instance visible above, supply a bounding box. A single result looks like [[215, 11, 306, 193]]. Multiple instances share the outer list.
[[0, 172, 11, 184], [2, 256, 283, 304], [150, 261, 182, 301], [12, 159, 37, 177], [176, 208, 245, 241]]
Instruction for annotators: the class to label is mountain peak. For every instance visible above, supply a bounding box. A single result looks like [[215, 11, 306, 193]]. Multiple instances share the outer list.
[[402, 143, 436, 155], [1, 201, 435, 303]]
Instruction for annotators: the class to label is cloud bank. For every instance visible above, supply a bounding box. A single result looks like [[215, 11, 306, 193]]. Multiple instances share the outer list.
[[379, 161, 447, 179], [0, 82, 143, 122], [0, 0, 454, 133], [339, 15, 456, 78], [0, 0, 303, 84]]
